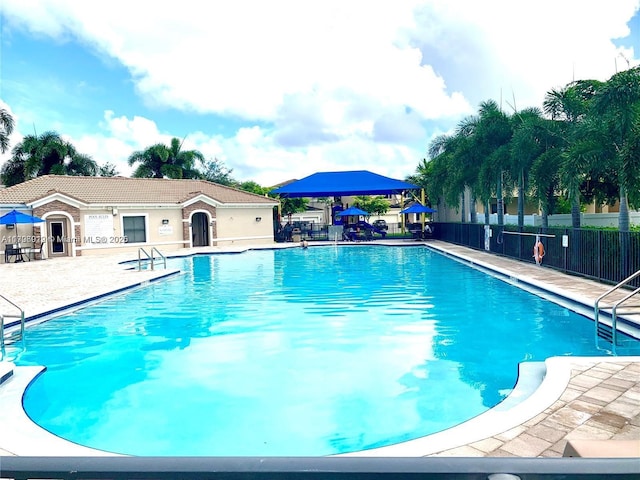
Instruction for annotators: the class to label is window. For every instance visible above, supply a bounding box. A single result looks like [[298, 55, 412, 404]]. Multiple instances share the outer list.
[[123, 216, 146, 243]]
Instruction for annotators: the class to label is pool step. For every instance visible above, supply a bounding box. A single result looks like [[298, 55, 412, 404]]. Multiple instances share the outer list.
[[0, 361, 14, 385], [597, 323, 614, 343]]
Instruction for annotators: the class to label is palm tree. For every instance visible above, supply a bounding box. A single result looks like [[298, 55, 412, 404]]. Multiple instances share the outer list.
[[473, 100, 513, 226], [0, 108, 14, 154], [453, 115, 482, 223], [527, 119, 564, 229], [543, 80, 603, 229], [426, 133, 464, 220], [509, 107, 548, 228], [589, 66, 640, 280], [1, 131, 98, 186], [128, 137, 204, 179], [591, 66, 640, 233]]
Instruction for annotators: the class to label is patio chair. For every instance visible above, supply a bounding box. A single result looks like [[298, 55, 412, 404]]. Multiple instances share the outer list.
[[24, 241, 45, 260], [4, 244, 21, 263]]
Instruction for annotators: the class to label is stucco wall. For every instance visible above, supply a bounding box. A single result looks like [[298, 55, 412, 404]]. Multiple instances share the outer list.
[[215, 206, 275, 246], [78, 207, 187, 256]]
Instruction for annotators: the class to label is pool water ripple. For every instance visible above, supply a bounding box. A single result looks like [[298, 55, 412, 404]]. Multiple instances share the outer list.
[[15, 246, 640, 456]]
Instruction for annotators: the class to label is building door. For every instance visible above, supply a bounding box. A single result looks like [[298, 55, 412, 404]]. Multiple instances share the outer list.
[[49, 221, 66, 255], [192, 212, 209, 247]]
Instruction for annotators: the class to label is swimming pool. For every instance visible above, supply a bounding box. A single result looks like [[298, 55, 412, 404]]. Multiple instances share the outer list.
[[15, 246, 640, 456]]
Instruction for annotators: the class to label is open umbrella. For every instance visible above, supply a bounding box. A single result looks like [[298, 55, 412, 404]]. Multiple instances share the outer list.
[[0, 209, 44, 242], [400, 203, 437, 214], [336, 206, 369, 217]]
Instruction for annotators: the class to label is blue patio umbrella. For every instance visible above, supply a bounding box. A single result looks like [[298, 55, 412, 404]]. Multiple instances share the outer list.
[[400, 203, 437, 214], [336, 206, 369, 217], [0, 209, 44, 242], [0, 209, 45, 226]]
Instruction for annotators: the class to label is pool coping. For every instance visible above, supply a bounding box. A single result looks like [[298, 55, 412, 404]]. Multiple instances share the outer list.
[[1, 242, 638, 457], [5, 270, 182, 331], [3, 355, 637, 457], [339, 355, 640, 456], [423, 243, 640, 338]]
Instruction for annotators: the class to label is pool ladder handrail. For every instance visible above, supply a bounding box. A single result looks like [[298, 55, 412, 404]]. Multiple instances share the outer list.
[[0, 293, 25, 357], [594, 268, 640, 348], [137, 247, 167, 271]]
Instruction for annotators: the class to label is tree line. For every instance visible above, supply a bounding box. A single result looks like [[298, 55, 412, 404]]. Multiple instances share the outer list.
[[0, 118, 305, 216], [408, 66, 640, 232], [1, 66, 638, 231], [0, 125, 266, 192]]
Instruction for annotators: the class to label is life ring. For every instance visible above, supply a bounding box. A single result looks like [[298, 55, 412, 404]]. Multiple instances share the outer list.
[[533, 240, 545, 265]]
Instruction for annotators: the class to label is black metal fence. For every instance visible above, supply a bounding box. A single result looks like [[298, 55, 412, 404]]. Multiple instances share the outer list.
[[433, 223, 640, 287], [1, 456, 638, 480], [276, 223, 419, 242]]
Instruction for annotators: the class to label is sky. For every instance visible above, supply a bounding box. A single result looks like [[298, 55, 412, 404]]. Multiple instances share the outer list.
[[0, 0, 638, 187]]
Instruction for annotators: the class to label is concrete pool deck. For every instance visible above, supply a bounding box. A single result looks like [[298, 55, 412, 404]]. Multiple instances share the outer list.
[[0, 240, 638, 457]]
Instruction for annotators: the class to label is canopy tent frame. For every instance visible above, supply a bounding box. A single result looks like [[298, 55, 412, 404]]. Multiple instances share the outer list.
[[271, 170, 421, 232], [271, 170, 420, 198]]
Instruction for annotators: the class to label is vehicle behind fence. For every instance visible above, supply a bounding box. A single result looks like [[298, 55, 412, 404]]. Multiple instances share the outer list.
[[276, 222, 419, 242], [433, 223, 640, 287]]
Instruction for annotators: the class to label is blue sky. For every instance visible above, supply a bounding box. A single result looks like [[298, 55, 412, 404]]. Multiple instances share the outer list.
[[1, 1, 638, 187]]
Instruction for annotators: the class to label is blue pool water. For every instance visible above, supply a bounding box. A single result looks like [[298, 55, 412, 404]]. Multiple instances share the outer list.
[[16, 246, 639, 456]]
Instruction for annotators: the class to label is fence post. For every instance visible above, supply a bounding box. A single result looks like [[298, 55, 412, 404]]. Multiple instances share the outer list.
[[597, 230, 601, 282]]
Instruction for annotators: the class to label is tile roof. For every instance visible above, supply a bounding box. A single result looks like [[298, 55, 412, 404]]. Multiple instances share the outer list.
[[0, 175, 278, 206]]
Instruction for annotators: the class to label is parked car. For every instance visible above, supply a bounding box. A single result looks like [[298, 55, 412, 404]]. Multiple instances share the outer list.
[[372, 219, 388, 230]]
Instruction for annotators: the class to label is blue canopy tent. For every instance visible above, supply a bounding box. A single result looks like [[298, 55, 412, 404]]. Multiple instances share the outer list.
[[270, 170, 420, 198], [335, 205, 369, 228], [399, 203, 437, 214], [271, 170, 420, 239], [336, 206, 369, 217], [400, 203, 436, 239]]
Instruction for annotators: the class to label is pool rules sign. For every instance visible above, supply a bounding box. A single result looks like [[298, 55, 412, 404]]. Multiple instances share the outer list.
[[84, 214, 114, 245]]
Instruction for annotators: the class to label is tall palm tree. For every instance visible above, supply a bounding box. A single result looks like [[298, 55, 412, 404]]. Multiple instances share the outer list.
[[591, 66, 640, 233], [473, 100, 513, 226], [128, 137, 204, 179], [527, 119, 564, 229], [454, 115, 482, 223], [509, 107, 547, 228], [0, 108, 14, 154], [426, 133, 464, 220], [543, 80, 602, 229], [590, 66, 640, 280], [1, 131, 98, 186]]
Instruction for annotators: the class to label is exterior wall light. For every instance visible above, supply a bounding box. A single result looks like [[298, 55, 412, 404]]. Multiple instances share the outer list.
[[255, 217, 262, 222]]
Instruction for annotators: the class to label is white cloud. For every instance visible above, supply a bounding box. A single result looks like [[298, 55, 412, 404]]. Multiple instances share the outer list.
[[0, 101, 23, 167], [1, 0, 470, 120], [409, 0, 640, 109], [1, 0, 638, 185]]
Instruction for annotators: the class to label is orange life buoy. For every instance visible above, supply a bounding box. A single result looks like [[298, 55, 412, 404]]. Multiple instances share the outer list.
[[533, 240, 545, 265]]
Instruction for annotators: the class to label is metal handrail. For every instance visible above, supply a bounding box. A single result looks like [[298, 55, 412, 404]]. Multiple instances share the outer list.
[[610, 285, 640, 347], [138, 247, 167, 271], [151, 247, 166, 270], [138, 247, 152, 270], [0, 293, 25, 356], [594, 269, 640, 347]]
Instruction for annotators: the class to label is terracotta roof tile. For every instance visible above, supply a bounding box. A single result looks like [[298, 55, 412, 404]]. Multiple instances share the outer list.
[[0, 175, 278, 206]]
